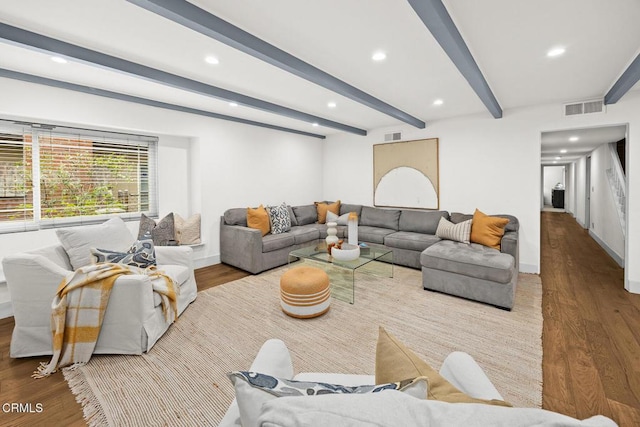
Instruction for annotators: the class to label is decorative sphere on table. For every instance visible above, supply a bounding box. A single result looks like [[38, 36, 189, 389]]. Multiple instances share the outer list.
[[325, 221, 339, 245]]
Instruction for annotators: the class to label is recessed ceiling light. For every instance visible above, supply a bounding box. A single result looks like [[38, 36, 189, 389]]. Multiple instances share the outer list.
[[327, 102, 337, 108], [553, 161, 558, 164], [229, 102, 238, 107], [51, 56, 67, 64], [433, 99, 444, 106], [312, 122, 319, 127], [569, 136, 579, 142], [547, 47, 566, 57], [560, 149, 567, 153], [204, 55, 219, 65], [555, 156, 562, 160], [372, 51, 386, 61]]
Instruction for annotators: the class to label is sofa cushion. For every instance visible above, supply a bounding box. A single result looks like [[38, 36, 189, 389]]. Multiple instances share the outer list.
[[315, 200, 340, 224], [56, 216, 135, 270], [266, 203, 292, 235], [247, 205, 271, 237], [358, 226, 396, 244], [262, 233, 295, 253], [339, 203, 363, 217], [326, 211, 350, 225], [287, 206, 298, 227], [451, 212, 519, 233], [91, 234, 156, 268], [376, 326, 511, 406], [229, 370, 428, 427], [292, 205, 317, 226], [471, 209, 509, 250], [399, 210, 448, 234], [435, 217, 472, 244], [360, 206, 401, 231], [152, 264, 190, 307], [384, 231, 441, 252], [421, 240, 515, 284], [138, 213, 175, 246], [224, 208, 248, 226], [174, 213, 201, 245], [288, 226, 320, 245]]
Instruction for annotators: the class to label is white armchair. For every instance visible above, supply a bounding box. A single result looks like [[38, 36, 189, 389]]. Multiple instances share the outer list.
[[2, 217, 197, 358]]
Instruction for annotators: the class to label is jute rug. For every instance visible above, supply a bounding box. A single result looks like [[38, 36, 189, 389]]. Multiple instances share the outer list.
[[64, 265, 542, 426]]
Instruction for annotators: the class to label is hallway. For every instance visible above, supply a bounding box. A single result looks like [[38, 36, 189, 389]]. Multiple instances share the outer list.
[[541, 211, 640, 426]]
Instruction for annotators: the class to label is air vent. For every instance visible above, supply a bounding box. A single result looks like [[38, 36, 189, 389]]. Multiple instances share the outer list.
[[563, 99, 605, 117], [384, 132, 402, 142]]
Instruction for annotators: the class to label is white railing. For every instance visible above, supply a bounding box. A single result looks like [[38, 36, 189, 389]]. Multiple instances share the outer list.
[[605, 142, 626, 236]]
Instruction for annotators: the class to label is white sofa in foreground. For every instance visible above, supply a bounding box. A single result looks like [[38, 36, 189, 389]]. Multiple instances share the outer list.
[[220, 339, 617, 427]]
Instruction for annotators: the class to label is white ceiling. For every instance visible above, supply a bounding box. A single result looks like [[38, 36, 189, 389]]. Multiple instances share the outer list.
[[0, 0, 639, 139], [541, 125, 627, 165]]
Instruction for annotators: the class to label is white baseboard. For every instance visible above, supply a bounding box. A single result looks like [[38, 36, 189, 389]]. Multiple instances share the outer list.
[[625, 279, 640, 294], [0, 301, 12, 319], [588, 230, 624, 268], [194, 254, 220, 269], [519, 263, 539, 274]]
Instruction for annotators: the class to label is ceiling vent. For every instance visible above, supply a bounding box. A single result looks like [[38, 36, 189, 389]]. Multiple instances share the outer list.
[[384, 131, 402, 142], [563, 99, 605, 117]]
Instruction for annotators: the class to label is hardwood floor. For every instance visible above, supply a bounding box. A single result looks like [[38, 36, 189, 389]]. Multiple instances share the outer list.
[[1, 213, 638, 426], [541, 211, 640, 426]]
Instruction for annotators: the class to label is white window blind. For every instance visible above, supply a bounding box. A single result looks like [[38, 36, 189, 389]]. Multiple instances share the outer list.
[[0, 120, 158, 233]]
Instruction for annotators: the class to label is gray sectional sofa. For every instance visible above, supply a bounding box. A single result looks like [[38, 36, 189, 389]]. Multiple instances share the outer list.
[[220, 203, 519, 309]]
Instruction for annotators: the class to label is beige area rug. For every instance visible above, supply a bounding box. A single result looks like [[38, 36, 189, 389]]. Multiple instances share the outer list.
[[64, 265, 543, 426]]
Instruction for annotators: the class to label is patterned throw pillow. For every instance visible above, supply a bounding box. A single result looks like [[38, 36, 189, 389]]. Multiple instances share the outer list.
[[435, 217, 472, 244], [138, 213, 175, 246], [91, 233, 156, 268], [175, 213, 201, 245], [266, 203, 292, 234], [228, 370, 428, 427]]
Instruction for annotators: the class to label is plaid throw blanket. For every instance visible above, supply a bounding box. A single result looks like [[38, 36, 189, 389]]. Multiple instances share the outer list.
[[33, 263, 178, 378]]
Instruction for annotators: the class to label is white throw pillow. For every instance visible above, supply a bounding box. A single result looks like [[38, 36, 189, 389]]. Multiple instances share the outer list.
[[174, 213, 201, 245], [326, 211, 350, 226], [56, 217, 135, 270], [228, 371, 428, 427], [435, 217, 472, 244]]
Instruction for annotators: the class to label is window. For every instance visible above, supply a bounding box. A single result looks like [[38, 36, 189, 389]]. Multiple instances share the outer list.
[[0, 120, 158, 233]]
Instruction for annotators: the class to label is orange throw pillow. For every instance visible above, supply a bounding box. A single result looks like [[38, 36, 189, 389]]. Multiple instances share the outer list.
[[247, 205, 270, 236], [315, 200, 341, 224], [470, 209, 509, 250]]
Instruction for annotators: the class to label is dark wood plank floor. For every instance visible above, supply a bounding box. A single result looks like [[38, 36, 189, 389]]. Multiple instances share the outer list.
[[1, 212, 638, 426]]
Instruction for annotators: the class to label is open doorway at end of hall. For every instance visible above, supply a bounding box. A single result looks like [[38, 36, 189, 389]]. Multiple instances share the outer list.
[[542, 165, 566, 212]]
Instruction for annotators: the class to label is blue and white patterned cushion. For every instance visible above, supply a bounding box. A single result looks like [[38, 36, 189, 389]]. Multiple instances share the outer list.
[[91, 233, 156, 268], [229, 371, 424, 396], [266, 203, 292, 234], [228, 371, 428, 427]]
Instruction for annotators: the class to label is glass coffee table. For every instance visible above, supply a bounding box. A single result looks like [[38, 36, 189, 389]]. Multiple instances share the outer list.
[[288, 242, 394, 304]]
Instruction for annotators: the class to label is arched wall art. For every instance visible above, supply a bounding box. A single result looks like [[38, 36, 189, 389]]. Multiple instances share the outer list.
[[373, 138, 439, 209]]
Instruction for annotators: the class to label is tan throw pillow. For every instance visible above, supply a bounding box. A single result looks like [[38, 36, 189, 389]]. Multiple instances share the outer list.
[[375, 326, 511, 407], [315, 200, 341, 224], [247, 205, 270, 236], [470, 209, 509, 250], [435, 217, 472, 244], [175, 213, 201, 245]]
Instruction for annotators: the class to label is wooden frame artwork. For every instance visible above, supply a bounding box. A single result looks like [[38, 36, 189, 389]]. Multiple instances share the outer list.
[[373, 138, 439, 209]]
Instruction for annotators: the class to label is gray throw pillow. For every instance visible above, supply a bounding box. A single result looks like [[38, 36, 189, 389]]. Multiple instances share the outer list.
[[138, 213, 175, 246]]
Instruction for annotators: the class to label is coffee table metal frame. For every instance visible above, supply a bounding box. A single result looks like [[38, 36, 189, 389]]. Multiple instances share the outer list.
[[288, 241, 394, 304]]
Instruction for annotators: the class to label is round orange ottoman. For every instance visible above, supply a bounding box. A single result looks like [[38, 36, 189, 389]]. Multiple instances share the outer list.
[[280, 266, 331, 318]]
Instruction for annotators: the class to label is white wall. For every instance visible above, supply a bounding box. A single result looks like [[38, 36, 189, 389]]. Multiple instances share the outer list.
[[542, 166, 565, 206], [0, 78, 323, 267], [323, 90, 640, 293], [588, 144, 625, 264]]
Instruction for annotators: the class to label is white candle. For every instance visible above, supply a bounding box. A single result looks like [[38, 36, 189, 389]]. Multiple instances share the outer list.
[[348, 212, 358, 246]]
